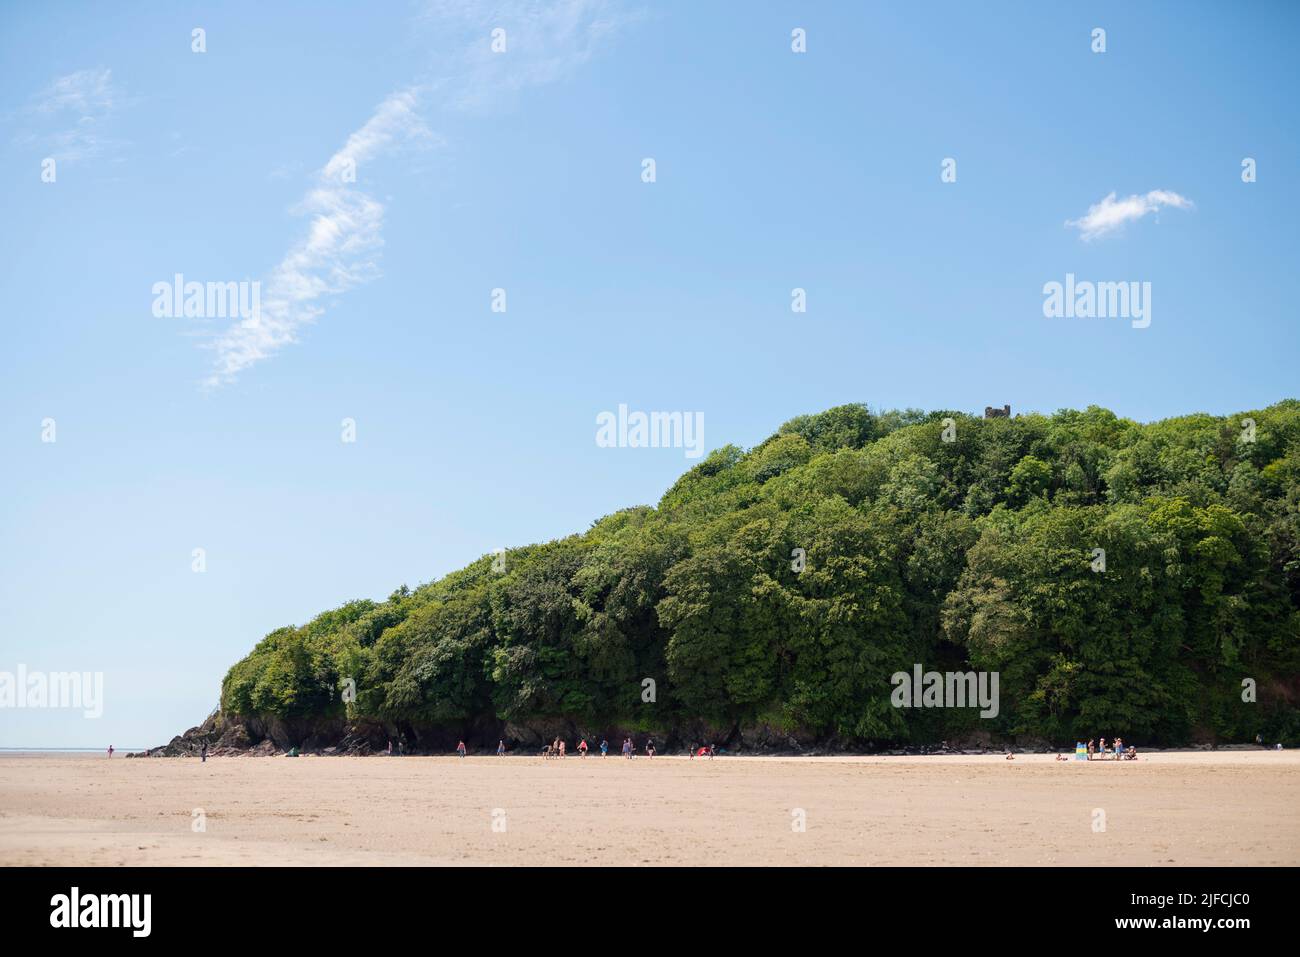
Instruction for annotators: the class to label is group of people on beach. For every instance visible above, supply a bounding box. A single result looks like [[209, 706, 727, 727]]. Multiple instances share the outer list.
[[492, 736, 716, 759], [379, 738, 728, 759], [1060, 736, 1137, 761], [532, 736, 664, 759]]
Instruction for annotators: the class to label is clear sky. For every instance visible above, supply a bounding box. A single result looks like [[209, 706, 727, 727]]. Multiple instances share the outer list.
[[2, 1, 1297, 747]]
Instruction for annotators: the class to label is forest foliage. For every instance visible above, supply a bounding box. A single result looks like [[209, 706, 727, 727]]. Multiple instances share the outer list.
[[221, 401, 1300, 745]]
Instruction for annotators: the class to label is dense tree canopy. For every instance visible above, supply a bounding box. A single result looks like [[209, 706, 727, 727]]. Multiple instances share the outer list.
[[221, 401, 1300, 746]]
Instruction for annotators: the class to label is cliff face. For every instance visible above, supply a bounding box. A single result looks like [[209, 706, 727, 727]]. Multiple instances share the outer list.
[[138, 709, 1055, 756], [140, 705, 844, 755]]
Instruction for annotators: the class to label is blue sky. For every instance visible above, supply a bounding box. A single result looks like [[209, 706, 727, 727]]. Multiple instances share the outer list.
[[2, 1, 1297, 747]]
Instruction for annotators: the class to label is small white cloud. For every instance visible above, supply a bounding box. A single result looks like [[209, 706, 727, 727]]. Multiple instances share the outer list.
[[1066, 189, 1194, 241]]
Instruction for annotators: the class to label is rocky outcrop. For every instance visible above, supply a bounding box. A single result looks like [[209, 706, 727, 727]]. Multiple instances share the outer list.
[[130, 708, 236, 757], [135, 709, 501, 757]]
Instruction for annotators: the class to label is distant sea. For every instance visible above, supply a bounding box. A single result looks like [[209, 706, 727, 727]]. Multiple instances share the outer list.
[[0, 747, 146, 753]]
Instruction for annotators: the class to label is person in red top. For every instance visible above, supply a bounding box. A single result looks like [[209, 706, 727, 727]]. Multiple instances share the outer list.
[[577, 738, 588, 757]]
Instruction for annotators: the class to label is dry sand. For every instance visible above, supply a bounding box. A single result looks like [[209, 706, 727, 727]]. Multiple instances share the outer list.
[[2, 750, 1297, 866]]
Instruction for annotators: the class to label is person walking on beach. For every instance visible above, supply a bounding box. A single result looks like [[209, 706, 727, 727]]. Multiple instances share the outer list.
[[1098, 737, 1107, 760], [577, 738, 588, 758], [497, 739, 505, 756], [558, 739, 566, 758], [1087, 739, 1095, 761], [457, 740, 467, 758], [645, 737, 656, 758], [600, 738, 609, 758], [1113, 737, 1123, 760], [107, 745, 113, 758], [201, 741, 208, 763], [622, 738, 632, 759]]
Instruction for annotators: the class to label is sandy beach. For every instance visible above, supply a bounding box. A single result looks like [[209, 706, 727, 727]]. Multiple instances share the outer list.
[[1, 751, 1297, 866]]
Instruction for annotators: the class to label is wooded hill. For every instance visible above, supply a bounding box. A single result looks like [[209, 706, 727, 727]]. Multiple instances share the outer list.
[[219, 401, 1300, 749]]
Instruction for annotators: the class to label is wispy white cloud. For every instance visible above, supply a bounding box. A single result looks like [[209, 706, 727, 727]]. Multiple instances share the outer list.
[[205, 0, 634, 387], [15, 67, 121, 163], [429, 0, 638, 110], [33, 67, 116, 115], [203, 86, 428, 388], [322, 89, 434, 180], [1066, 189, 1194, 241]]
